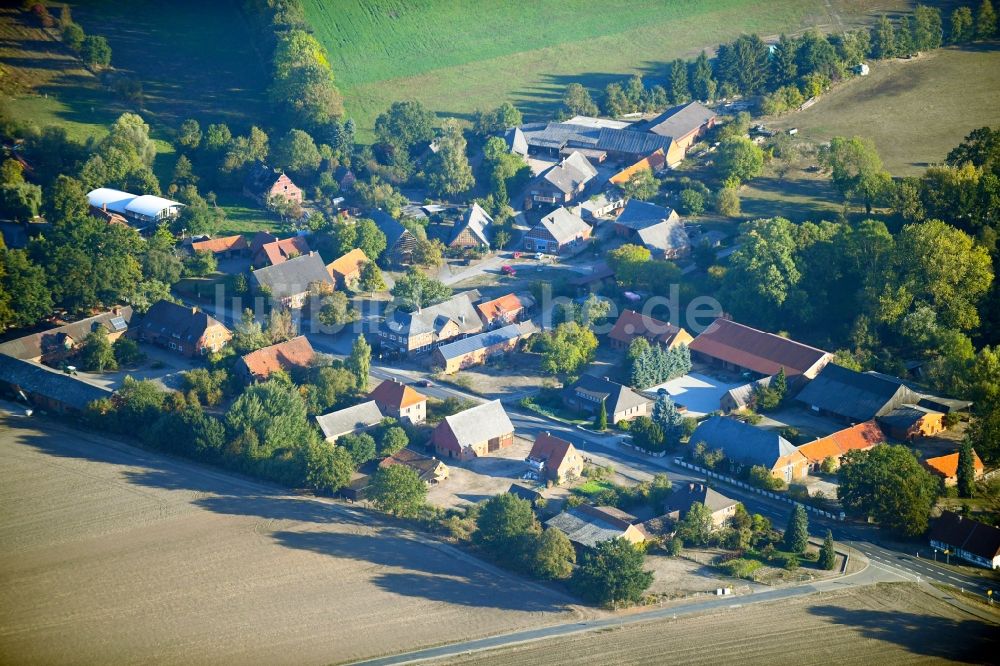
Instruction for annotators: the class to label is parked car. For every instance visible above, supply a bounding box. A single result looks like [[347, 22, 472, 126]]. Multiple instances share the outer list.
[[512, 251, 523, 259], [501, 265, 516, 276], [534, 252, 545, 260], [414, 379, 433, 388]]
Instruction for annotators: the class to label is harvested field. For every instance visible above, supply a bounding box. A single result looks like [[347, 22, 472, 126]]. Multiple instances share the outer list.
[[432, 583, 999, 665], [769, 47, 1000, 175], [0, 417, 587, 664]]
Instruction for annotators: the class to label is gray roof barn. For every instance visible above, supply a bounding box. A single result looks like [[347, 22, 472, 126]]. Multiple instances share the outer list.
[[315, 400, 385, 441], [0, 354, 111, 412], [371, 210, 418, 261], [520, 122, 676, 161], [615, 200, 689, 256], [383, 291, 483, 340], [796, 364, 923, 422], [0, 307, 133, 361], [435, 322, 536, 361], [688, 416, 797, 470], [567, 375, 651, 416], [535, 207, 591, 245], [441, 400, 514, 447], [503, 127, 528, 157], [664, 482, 738, 515], [450, 203, 493, 247], [545, 505, 646, 549], [640, 101, 716, 139], [252, 252, 333, 302], [539, 151, 598, 195]]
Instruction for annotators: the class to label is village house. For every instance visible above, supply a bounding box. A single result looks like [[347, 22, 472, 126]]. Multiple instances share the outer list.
[[545, 505, 648, 551], [522, 206, 592, 254], [796, 421, 885, 472], [503, 126, 529, 158], [609, 148, 667, 186], [879, 404, 945, 440], [575, 191, 626, 223], [371, 210, 417, 264], [607, 309, 693, 350], [251, 252, 334, 310], [923, 450, 985, 487], [689, 318, 832, 379], [689, 416, 809, 484], [368, 379, 427, 425], [326, 248, 369, 290], [0, 307, 133, 365], [136, 300, 231, 357], [525, 433, 584, 485], [563, 375, 651, 423], [613, 199, 689, 259], [475, 292, 534, 329], [190, 234, 250, 259], [379, 448, 449, 484], [432, 400, 515, 460], [449, 203, 493, 250], [637, 101, 717, 154], [315, 400, 385, 443], [929, 512, 1000, 569], [525, 152, 597, 209], [253, 235, 312, 267], [0, 353, 112, 415], [234, 336, 315, 383], [433, 321, 537, 374], [796, 364, 924, 423], [661, 482, 739, 529], [243, 163, 303, 206], [86, 187, 183, 232], [376, 291, 483, 355]]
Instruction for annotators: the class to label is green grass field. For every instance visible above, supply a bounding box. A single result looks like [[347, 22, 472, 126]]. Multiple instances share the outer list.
[[303, 0, 906, 137]]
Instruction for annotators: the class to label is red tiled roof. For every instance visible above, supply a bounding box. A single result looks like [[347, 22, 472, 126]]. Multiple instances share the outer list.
[[239, 336, 315, 380], [528, 433, 575, 472], [327, 248, 369, 278], [797, 421, 885, 463], [924, 451, 984, 479], [191, 235, 249, 254], [608, 309, 689, 346], [475, 293, 526, 324], [261, 236, 311, 266], [369, 379, 427, 409], [689, 318, 830, 377]]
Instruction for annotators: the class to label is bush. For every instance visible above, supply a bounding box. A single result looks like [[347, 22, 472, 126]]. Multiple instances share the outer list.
[[113, 336, 144, 366], [719, 558, 762, 579], [678, 188, 706, 215], [665, 537, 683, 556], [942, 412, 961, 428]]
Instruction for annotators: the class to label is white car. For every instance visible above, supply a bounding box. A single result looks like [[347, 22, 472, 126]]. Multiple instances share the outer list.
[[534, 252, 545, 260]]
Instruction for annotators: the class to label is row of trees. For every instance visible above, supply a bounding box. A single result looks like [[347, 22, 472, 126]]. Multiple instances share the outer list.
[[626, 338, 692, 389], [52, 4, 112, 68]]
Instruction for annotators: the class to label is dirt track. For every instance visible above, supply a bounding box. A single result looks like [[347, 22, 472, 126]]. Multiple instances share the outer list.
[[432, 583, 999, 665], [0, 418, 584, 664]]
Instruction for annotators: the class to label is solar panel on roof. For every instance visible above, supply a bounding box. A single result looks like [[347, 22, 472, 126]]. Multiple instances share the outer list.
[[109, 316, 127, 331]]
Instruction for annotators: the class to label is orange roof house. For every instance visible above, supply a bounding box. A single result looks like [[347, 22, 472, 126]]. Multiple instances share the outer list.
[[609, 148, 667, 185], [689, 318, 832, 378], [797, 421, 885, 471], [235, 336, 315, 383], [326, 248, 369, 289], [254, 236, 312, 267], [475, 292, 533, 328], [607, 309, 693, 350], [526, 433, 584, 484], [368, 379, 428, 424], [924, 450, 985, 487], [191, 235, 249, 256]]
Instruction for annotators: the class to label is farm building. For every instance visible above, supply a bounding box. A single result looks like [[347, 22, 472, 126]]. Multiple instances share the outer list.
[[475, 292, 534, 328], [370, 210, 417, 263], [545, 505, 648, 551], [575, 191, 626, 222], [878, 405, 945, 440], [253, 235, 312, 267], [376, 291, 483, 355], [0, 354, 111, 414], [638, 101, 717, 153], [689, 318, 832, 379], [449, 203, 493, 249], [190, 235, 250, 258], [136, 301, 231, 357], [929, 512, 1000, 569], [503, 126, 529, 157], [326, 248, 369, 289], [0, 307, 133, 365], [661, 482, 738, 529], [525, 152, 598, 209], [251, 252, 334, 310], [796, 421, 886, 472], [607, 309, 693, 350], [522, 206, 592, 254], [315, 401, 384, 443], [609, 148, 667, 185], [563, 375, 651, 423], [519, 119, 683, 165], [235, 336, 315, 383], [86, 187, 183, 231], [526, 433, 584, 485], [796, 364, 923, 423], [379, 448, 449, 484], [922, 451, 984, 487], [507, 483, 545, 504], [368, 379, 427, 425], [431, 400, 515, 461], [688, 416, 808, 483], [432, 321, 537, 374], [719, 373, 805, 413], [243, 163, 303, 206], [613, 200, 689, 259]]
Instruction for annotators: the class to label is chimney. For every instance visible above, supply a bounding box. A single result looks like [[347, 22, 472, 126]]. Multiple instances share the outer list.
[[191, 306, 198, 315], [102, 203, 107, 212]]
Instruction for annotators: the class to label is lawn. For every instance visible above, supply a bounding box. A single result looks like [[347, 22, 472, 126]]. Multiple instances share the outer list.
[[304, 0, 909, 138], [768, 46, 1000, 176]]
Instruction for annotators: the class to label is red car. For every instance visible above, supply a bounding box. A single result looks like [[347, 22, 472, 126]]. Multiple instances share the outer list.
[[501, 265, 516, 276]]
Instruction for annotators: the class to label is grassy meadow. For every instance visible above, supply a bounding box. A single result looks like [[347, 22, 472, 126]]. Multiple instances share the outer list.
[[303, 0, 908, 137]]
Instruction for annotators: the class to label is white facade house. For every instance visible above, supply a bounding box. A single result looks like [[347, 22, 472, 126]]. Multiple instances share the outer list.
[[86, 188, 184, 229]]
